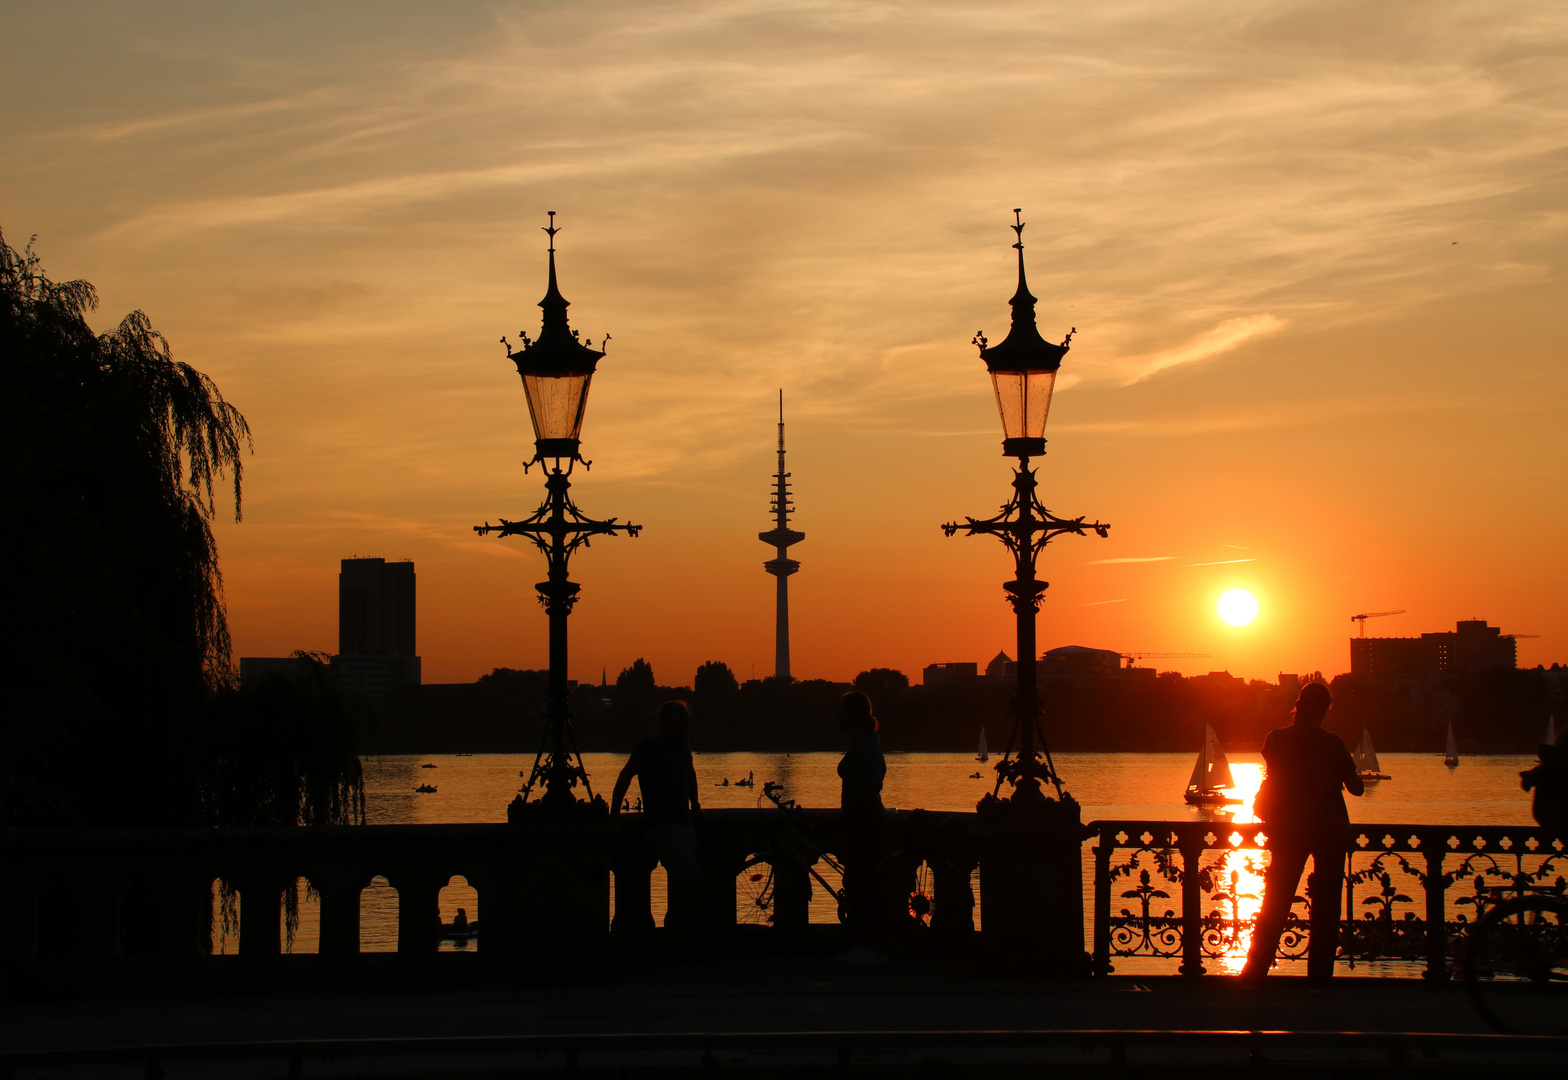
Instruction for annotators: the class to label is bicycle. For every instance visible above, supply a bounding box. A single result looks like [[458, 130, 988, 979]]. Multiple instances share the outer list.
[[729, 781, 963, 957], [1462, 882, 1568, 1035]]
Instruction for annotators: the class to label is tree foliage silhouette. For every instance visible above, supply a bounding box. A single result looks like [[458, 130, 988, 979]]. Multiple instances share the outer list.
[[0, 228, 359, 827], [693, 660, 739, 720], [852, 667, 910, 704], [613, 658, 658, 723]]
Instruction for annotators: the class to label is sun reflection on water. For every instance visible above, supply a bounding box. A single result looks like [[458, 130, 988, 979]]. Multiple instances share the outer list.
[[1212, 761, 1267, 972]]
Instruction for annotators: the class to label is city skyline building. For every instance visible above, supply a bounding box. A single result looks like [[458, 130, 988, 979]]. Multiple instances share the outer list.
[[333, 557, 421, 697], [1350, 618, 1518, 680], [759, 392, 804, 681]]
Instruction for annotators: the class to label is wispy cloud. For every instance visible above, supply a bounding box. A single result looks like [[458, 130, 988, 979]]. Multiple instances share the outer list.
[[1088, 556, 1174, 564], [1080, 598, 1128, 606], [1190, 558, 1257, 566], [1110, 315, 1286, 385]]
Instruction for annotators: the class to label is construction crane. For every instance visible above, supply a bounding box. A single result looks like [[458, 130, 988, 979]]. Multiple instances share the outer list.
[[1350, 610, 1405, 637], [1120, 652, 1212, 669]]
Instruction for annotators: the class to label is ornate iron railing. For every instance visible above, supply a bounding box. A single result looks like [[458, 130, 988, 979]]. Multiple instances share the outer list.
[[1088, 820, 1567, 978]]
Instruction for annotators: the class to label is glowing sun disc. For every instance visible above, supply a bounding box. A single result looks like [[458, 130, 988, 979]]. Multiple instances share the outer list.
[[1217, 588, 1259, 626]]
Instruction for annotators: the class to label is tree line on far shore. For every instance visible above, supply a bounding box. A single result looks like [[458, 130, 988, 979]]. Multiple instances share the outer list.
[[367, 658, 1565, 757]]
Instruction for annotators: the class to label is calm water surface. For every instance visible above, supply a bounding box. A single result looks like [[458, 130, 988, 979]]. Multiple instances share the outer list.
[[250, 751, 1538, 959], [363, 750, 1539, 828]]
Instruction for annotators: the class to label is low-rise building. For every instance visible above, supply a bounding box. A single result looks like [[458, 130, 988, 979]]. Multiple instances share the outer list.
[[923, 662, 978, 687], [1350, 619, 1517, 679]]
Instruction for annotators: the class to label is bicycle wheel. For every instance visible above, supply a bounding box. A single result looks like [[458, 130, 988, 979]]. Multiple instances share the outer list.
[[878, 857, 962, 958], [727, 852, 800, 954], [1463, 895, 1568, 1035]]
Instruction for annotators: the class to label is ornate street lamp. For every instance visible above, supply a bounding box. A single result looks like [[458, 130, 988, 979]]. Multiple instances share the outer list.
[[943, 210, 1109, 807], [476, 213, 641, 814]]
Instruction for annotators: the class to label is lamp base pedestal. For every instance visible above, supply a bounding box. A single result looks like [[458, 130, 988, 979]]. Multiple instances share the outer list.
[[973, 790, 1091, 976]]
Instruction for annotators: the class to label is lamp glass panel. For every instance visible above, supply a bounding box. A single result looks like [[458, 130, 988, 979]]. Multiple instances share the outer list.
[[520, 372, 592, 443], [990, 369, 1056, 440]]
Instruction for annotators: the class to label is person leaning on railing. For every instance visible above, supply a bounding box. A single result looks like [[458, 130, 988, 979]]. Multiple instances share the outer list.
[[611, 700, 706, 950], [1240, 682, 1364, 988]]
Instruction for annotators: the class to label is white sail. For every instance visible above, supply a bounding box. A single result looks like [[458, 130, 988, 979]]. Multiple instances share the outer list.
[[1206, 724, 1235, 789], [977, 727, 989, 762], [1445, 720, 1459, 759], [1352, 730, 1366, 772], [1548, 714, 1558, 746], [1361, 728, 1382, 774]]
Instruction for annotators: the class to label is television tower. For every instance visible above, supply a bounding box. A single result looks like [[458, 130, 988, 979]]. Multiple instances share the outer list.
[[759, 391, 804, 680]]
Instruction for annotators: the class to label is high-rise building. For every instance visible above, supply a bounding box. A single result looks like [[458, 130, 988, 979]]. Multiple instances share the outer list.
[[333, 558, 420, 697], [1350, 618, 1517, 679], [758, 392, 804, 681]]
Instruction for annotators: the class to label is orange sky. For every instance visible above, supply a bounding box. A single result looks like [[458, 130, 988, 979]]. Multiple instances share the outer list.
[[5, 2, 1565, 686]]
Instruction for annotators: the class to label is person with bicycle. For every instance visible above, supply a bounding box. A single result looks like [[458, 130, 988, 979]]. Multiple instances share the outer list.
[[1240, 681, 1363, 987], [837, 690, 889, 965], [611, 700, 707, 951]]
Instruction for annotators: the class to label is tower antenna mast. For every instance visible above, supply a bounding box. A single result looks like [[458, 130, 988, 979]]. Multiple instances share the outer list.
[[760, 390, 804, 680]]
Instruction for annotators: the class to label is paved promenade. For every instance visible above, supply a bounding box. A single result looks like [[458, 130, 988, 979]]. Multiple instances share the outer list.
[[8, 958, 1556, 1076]]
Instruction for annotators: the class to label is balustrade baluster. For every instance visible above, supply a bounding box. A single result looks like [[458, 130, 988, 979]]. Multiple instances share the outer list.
[[237, 878, 281, 958], [772, 853, 812, 933], [1343, 853, 1357, 969], [317, 877, 361, 958], [931, 856, 976, 937], [611, 847, 656, 941], [393, 873, 442, 957], [1178, 829, 1205, 977], [1422, 833, 1448, 980], [1093, 829, 1112, 975]]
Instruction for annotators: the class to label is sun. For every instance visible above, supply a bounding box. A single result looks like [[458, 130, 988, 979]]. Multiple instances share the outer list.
[[1217, 588, 1259, 626]]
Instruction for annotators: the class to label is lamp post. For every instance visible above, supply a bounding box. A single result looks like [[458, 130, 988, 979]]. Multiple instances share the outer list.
[[475, 212, 641, 814], [943, 210, 1109, 807]]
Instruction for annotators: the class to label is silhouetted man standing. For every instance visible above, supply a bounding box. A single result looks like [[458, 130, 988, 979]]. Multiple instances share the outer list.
[[1241, 682, 1363, 986], [837, 690, 889, 965], [612, 701, 705, 947]]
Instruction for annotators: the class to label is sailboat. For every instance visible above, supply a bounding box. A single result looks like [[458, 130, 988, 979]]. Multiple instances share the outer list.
[[1547, 714, 1558, 747], [1184, 722, 1242, 807], [1356, 727, 1392, 781], [1443, 719, 1459, 768], [976, 727, 989, 763]]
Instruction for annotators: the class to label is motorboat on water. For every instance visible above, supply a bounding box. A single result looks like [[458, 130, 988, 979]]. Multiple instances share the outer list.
[[1444, 719, 1460, 768], [1356, 727, 1392, 781], [1185, 722, 1242, 807], [414, 783, 437, 794]]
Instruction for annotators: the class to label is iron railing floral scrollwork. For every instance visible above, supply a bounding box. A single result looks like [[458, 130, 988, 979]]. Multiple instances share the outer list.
[[1091, 820, 1566, 979]]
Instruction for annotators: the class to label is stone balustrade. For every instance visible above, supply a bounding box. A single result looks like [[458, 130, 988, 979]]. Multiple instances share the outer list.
[[0, 807, 992, 981], [12, 809, 1547, 985]]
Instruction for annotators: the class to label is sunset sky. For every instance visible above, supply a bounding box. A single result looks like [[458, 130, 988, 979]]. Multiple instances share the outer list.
[[5, 2, 1564, 687]]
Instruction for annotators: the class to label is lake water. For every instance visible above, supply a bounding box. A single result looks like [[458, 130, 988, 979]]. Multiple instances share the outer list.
[[246, 750, 1540, 965]]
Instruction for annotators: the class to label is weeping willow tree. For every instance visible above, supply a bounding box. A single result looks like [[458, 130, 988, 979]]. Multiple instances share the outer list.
[[203, 652, 367, 827], [0, 228, 362, 827]]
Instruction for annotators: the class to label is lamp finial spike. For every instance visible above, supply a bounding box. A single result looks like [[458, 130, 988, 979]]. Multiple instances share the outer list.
[[539, 211, 569, 320]]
